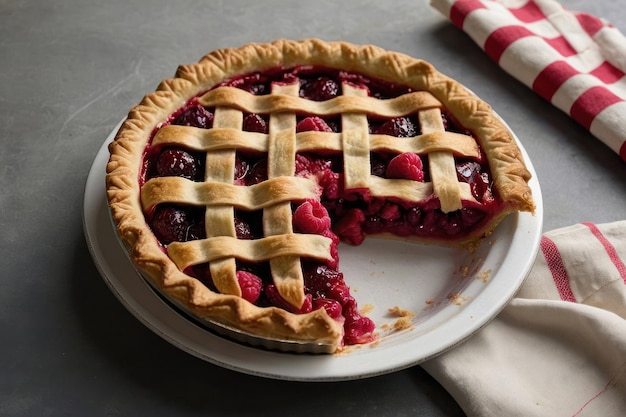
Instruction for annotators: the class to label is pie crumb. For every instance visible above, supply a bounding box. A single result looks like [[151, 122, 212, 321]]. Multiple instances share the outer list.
[[461, 265, 470, 279], [386, 306, 415, 332], [478, 268, 492, 283], [388, 306, 415, 318], [449, 293, 469, 306], [393, 317, 414, 331], [360, 303, 374, 315]]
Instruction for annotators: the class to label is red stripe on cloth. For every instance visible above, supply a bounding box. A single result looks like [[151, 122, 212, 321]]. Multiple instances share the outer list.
[[450, 0, 487, 29], [583, 222, 626, 284], [620, 142, 626, 162], [533, 61, 625, 101], [485, 26, 578, 63], [544, 36, 578, 57], [575, 12, 606, 37], [569, 86, 623, 130], [532, 61, 578, 101], [540, 236, 577, 302], [484, 26, 533, 62], [509, 1, 547, 23], [589, 61, 625, 84]]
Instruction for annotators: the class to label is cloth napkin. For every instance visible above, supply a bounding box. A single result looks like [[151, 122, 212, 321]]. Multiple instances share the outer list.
[[422, 220, 626, 416], [430, 0, 626, 162]]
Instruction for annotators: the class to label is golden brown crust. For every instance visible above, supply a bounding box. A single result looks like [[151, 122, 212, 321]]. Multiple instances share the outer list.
[[106, 39, 534, 352]]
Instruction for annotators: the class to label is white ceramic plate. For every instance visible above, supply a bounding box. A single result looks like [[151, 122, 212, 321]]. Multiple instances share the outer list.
[[83, 121, 543, 381]]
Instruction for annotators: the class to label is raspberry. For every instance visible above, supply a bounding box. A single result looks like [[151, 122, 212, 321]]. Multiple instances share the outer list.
[[319, 170, 342, 200], [294, 154, 312, 176], [296, 116, 333, 133], [344, 316, 376, 345], [174, 104, 214, 128], [236, 271, 263, 304], [342, 299, 376, 344], [321, 228, 341, 245], [294, 153, 333, 177], [293, 200, 331, 234], [265, 284, 312, 313], [300, 77, 340, 101], [313, 298, 343, 320], [243, 113, 268, 133], [156, 148, 200, 180], [374, 116, 418, 137], [386, 152, 424, 181]]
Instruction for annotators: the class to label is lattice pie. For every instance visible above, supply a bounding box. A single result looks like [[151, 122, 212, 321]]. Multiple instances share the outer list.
[[106, 39, 535, 352]]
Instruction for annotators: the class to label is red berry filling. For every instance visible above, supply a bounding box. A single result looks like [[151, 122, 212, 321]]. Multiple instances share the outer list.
[[243, 113, 269, 133], [386, 152, 424, 181], [236, 271, 263, 304], [293, 200, 331, 234], [296, 116, 334, 133], [140, 66, 499, 347], [155, 148, 201, 180], [371, 116, 419, 137]]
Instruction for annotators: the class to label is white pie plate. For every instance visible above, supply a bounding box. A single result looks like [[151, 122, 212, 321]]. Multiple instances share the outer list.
[[83, 121, 543, 381]]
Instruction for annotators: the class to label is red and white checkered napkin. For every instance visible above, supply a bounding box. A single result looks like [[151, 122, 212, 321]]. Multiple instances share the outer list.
[[422, 221, 626, 417], [430, 0, 626, 161]]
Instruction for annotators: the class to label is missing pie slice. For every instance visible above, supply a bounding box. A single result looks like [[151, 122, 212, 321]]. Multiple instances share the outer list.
[[106, 39, 535, 352]]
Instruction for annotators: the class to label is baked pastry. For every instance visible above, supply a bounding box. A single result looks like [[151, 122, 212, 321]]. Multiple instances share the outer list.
[[106, 39, 535, 353]]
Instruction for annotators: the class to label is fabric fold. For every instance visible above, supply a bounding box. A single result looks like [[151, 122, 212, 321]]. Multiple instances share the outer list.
[[423, 220, 626, 416], [430, 0, 626, 161]]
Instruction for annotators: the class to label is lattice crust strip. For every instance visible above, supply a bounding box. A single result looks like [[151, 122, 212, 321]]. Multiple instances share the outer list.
[[153, 125, 479, 157], [198, 87, 441, 117], [420, 107, 463, 213], [141, 78, 484, 307], [264, 82, 306, 308], [204, 107, 240, 297], [141, 176, 319, 210]]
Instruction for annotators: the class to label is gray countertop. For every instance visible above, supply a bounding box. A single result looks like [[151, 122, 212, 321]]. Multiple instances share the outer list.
[[2, 1, 626, 416]]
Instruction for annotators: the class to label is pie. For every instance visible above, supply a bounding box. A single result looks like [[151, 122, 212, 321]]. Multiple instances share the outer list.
[[106, 39, 535, 353]]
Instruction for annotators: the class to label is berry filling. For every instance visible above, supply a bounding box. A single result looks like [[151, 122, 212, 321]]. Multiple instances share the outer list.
[[140, 66, 500, 347]]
